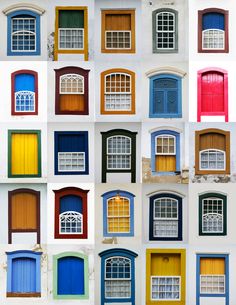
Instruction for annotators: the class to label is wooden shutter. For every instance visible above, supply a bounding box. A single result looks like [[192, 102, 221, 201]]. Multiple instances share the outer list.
[[11, 192, 37, 230], [200, 258, 225, 275], [15, 73, 35, 93], [151, 253, 181, 276], [105, 14, 131, 31], [199, 132, 226, 151], [202, 13, 224, 30], [60, 95, 85, 112], [11, 133, 38, 175], [155, 156, 176, 172], [60, 195, 82, 214], [59, 10, 84, 28], [12, 258, 36, 293], [58, 256, 84, 295]]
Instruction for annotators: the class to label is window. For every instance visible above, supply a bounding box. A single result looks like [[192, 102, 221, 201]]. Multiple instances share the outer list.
[[102, 190, 135, 237], [152, 9, 178, 53], [197, 68, 228, 122], [101, 10, 135, 53], [54, 187, 89, 239], [199, 193, 226, 236], [6, 250, 42, 297], [55, 66, 89, 115], [151, 130, 180, 175], [11, 70, 38, 115], [196, 254, 229, 305], [198, 9, 229, 53], [54, 131, 89, 175], [101, 69, 135, 114], [99, 248, 138, 305], [101, 129, 137, 183], [53, 252, 89, 299], [149, 74, 182, 118], [146, 249, 186, 304], [8, 189, 40, 244], [195, 129, 230, 175], [54, 7, 88, 61], [149, 193, 182, 241], [8, 130, 41, 177]]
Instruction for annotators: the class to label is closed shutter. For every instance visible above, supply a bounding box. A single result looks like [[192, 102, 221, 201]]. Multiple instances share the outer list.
[[59, 10, 84, 28], [201, 72, 224, 112], [105, 14, 131, 31], [199, 132, 226, 151], [60, 95, 84, 111], [12, 258, 36, 293], [155, 156, 176, 172], [200, 257, 225, 275], [60, 195, 82, 213], [58, 134, 85, 153], [15, 74, 35, 92], [11, 133, 38, 175], [151, 253, 181, 276], [58, 256, 84, 295], [11, 192, 37, 230], [202, 13, 224, 30]]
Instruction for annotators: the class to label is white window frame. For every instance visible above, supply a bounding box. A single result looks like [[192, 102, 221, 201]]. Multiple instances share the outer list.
[[11, 17, 36, 52], [58, 28, 84, 50], [105, 256, 131, 299], [156, 12, 175, 50], [58, 152, 85, 172], [202, 197, 224, 233], [199, 149, 226, 171], [59, 211, 83, 234], [200, 274, 225, 294], [155, 135, 176, 155], [59, 74, 84, 94], [202, 29, 225, 50], [107, 196, 130, 233], [105, 30, 132, 50], [151, 276, 181, 301], [15, 90, 35, 112]]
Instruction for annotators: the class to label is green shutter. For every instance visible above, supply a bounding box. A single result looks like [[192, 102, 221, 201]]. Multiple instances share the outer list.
[[59, 10, 84, 28]]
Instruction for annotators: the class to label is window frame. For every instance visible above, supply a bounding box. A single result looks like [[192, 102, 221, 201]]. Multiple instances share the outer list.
[[8, 129, 41, 178], [149, 193, 182, 241], [149, 74, 182, 118], [6, 250, 42, 297], [101, 129, 137, 183], [100, 68, 135, 115], [196, 254, 229, 305], [195, 128, 230, 175], [198, 8, 229, 53], [99, 248, 138, 305], [11, 69, 38, 115], [53, 251, 89, 299], [199, 193, 227, 236], [152, 8, 178, 54], [54, 187, 89, 239], [55, 66, 90, 115], [101, 10, 136, 54], [54, 6, 88, 61], [102, 190, 135, 237]]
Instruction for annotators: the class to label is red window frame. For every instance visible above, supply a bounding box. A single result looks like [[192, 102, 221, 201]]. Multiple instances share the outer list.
[[198, 8, 229, 53], [11, 70, 38, 116], [54, 66, 90, 115], [197, 67, 228, 122], [53, 187, 89, 239]]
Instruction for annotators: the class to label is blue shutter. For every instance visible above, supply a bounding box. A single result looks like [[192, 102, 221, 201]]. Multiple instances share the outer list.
[[58, 134, 86, 153], [60, 195, 82, 213], [15, 74, 35, 92], [167, 91, 178, 113], [203, 13, 224, 30], [12, 258, 36, 293], [58, 256, 84, 295], [153, 80, 165, 114]]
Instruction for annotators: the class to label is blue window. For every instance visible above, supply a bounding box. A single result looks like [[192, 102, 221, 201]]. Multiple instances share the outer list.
[[151, 129, 180, 175], [149, 193, 182, 241], [6, 10, 42, 56], [99, 248, 138, 305], [6, 250, 42, 297], [102, 190, 135, 237], [54, 131, 89, 175], [196, 254, 229, 305], [53, 252, 89, 299], [149, 74, 182, 118]]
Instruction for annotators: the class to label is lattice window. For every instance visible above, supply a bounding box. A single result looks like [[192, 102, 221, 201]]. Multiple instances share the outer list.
[[200, 275, 225, 294], [153, 198, 178, 237], [60, 74, 84, 94], [105, 73, 131, 111], [59, 28, 84, 49], [107, 197, 130, 233], [105, 256, 131, 298], [60, 211, 83, 234], [151, 276, 180, 300], [200, 149, 225, 170], [107, 136, 131, 170], [15, 91, 35, 112], [156, 135, 176, 155], [105, 31, 131, 49], [58, 152, 85, 172], [11, 17, 36, 52], [202, 29, 224, 50], [202, 197, 223, 233], [156, 12, 175, 50]]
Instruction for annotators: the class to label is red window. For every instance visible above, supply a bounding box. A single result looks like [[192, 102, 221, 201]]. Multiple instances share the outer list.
[[53, 187, 89, 239], [197, 68, 228, 122]]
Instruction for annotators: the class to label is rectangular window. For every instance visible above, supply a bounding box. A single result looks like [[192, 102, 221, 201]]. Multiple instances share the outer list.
[[12, 17, 36, 52], [151, 276, 180, 300], [107, 136, 131, 170], [155, 135, 176, 172], [58, 152, 85, 172]]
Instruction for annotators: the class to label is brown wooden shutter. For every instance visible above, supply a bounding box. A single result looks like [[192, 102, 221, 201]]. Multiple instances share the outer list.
[[105, 14, 131, 31], [199, 132, 226, 151], [60, 95, 85, 111]]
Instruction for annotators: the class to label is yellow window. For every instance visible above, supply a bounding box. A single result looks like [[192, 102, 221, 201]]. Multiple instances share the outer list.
[[107, 196, 130, 233]]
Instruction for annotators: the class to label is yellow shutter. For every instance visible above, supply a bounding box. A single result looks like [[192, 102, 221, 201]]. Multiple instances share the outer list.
[[11, 133, 38, 175], [155, 155, 176, 172], [200, 258, 225, 275], [151, 253, 181, 276]]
